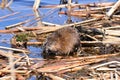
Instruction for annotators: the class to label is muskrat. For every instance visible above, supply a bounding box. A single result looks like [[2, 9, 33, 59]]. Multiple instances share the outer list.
[[42, 26, 81, 58]]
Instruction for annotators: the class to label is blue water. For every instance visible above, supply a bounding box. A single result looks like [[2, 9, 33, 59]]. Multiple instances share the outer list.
[[0, 0, 117, 58], [0, 0, 117, 28]]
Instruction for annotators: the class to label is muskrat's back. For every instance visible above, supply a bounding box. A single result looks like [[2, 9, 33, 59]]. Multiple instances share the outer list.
[[42, 27, 81, 58]]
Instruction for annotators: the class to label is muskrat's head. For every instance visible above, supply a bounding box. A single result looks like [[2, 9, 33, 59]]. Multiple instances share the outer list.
[[42, 37, 61, 57]]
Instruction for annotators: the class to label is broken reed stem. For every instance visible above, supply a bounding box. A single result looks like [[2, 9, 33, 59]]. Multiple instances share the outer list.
[[8, 51, 16, 80], [33, 0, 41, 10], [61, 18, 100, 27], [107, 0, 120, 17], [23, 52, 31, 66], [44, 73, 65, 80], [91, 61, 120, 69], [6, 0, 13, 8], [5, 17, 40, 29], [67, 0, 72, 22], [0, 46, 29, 53], [0, 70, 27, 74]]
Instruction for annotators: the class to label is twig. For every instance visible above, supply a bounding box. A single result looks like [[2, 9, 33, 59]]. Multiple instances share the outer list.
[[107, 0, 120, 17], [23, 52, 31, 66], [6, 0, 13, 8], [91, 61, 120, 69], [5, 17, 40, 29], [44, 73, 65, 80], [35, 18, 100, 34], [27, 42, 42, 45], [0, 46, 29, 53], [0, 26, 41, 33], [86, 34, 98, 41], [0, 70, 27, 74]]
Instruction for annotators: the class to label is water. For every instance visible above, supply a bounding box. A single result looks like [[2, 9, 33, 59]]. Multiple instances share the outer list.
[[0, 0, 116, 28], [0, 0, 117, 58]]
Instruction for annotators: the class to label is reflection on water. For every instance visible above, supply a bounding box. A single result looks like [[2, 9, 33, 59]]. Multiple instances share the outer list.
[[28, 46, 43, 58], [33, 9, 43, 26], [0, 34, 13, 47]]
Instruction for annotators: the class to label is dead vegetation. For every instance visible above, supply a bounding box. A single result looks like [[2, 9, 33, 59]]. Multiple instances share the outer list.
[[1, 0, 120, 80]]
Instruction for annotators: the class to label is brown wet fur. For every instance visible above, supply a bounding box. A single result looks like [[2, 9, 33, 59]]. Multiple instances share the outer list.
[[42, 27, 81, 58]]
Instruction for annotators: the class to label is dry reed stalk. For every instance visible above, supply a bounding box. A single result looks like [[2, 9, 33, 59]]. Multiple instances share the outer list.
[[33, 0, 41, 10], [8, 51, 16, 80], [107, 0, 120, 17]]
